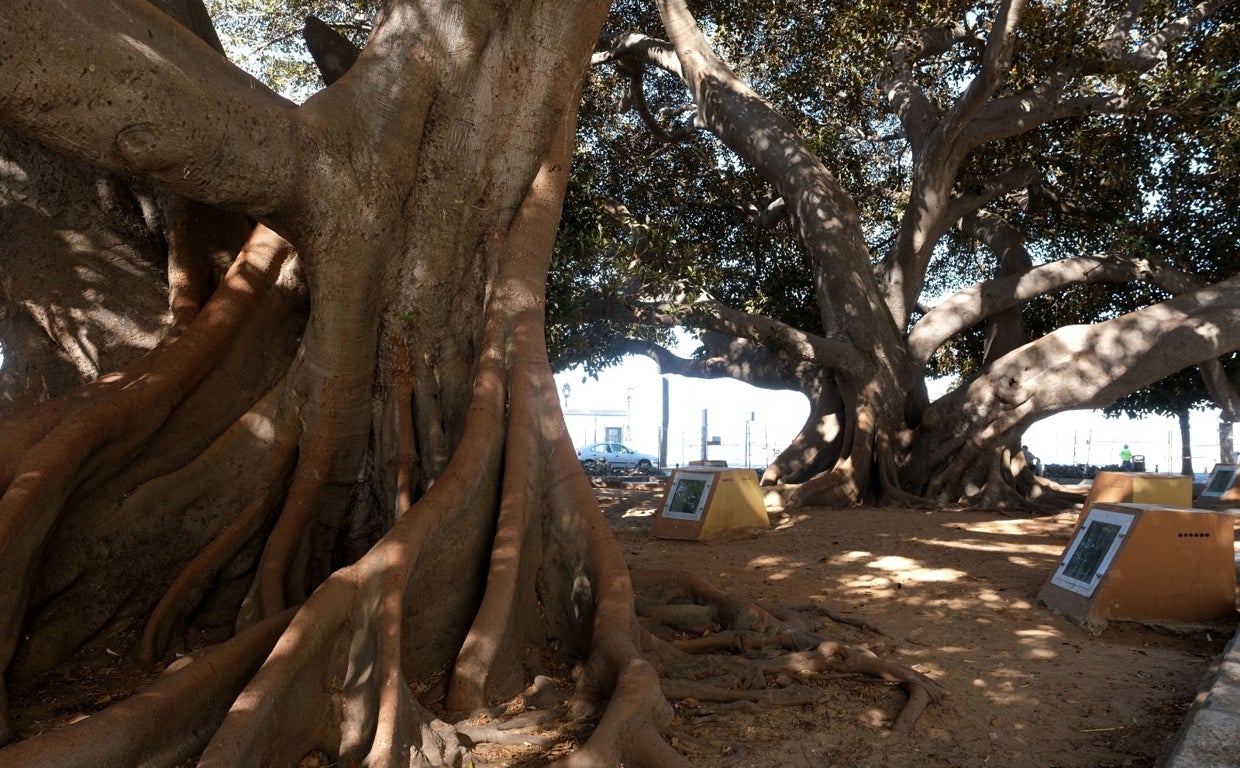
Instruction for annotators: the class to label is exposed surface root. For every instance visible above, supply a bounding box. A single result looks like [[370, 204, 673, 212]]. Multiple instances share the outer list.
[[137, 382, 299, 664], [0, 226, 292, 742], [631, 568, 944, 740], [0, 610, 292, 768]]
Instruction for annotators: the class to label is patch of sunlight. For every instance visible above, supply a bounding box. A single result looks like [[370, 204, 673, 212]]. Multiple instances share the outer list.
[[772, 513, 810, 531], [980, 668, 1039, 705], [1016, 626, 1064, 660], [841, 573, 893, 591], [241, 411, 277, 442], [621, 508, 656, 518], [828, 549, 873, 564], [750, 555, 786, 568], [747, 554, 810, 582], [957, 517, 1073, 537], [867, 555, 967, 583], [1007, 555, 1046, 568], [0, 159, 29, 184], [765, 571, 797, 581], [83, 306, 164, 351], [933, 646, 973, 655], [924, 537, 1064, 556], [975, 588, 1014, 608], [860, 707, 888, 729], [918, 597, 1000, 611], [907, 661, 943, 679]]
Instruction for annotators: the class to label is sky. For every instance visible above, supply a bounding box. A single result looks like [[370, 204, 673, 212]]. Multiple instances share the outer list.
[[555, 352, 1236, 476]]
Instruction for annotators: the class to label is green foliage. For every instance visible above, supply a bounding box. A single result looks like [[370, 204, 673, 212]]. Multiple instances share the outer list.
[[205, 0, 376, 100], [205, 0, 1240, 416], [912, 2, 1240, 408]]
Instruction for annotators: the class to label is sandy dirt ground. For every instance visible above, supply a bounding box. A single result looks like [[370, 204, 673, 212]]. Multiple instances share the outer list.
[[596, 479, 1239, 768], [11, 480, 1237, 768]]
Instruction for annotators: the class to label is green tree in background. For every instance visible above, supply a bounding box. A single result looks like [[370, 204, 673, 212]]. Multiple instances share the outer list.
[[560, 0, 1239, 507], [0, 1, 943, 765]]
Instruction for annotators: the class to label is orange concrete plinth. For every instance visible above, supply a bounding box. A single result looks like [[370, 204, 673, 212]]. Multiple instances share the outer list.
[[1040, 502, 1237, 627], [1073, 472, 1192, 533]]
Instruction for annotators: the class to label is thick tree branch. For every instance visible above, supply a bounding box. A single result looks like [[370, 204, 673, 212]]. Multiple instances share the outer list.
[[925, 273, 1240, 447], [878, 4, 1027, 327], [593, 32, 684, 76], [964, 0, 1232, 147], [944, 164, 1039, 224], [940, 0, 1026, 143], [907, 254, 1151, 371], [618, 59, 699, 143], [655, 0, 896, 363], [613, 334, 822, 394], [0, 0, 298, 214], [882, 74, 941, 149], [1122, 0, 1233, 71], [1104, 0, 1148, 57], [959, 211, 1034, 369], [885, 23, 981, 147], [304, 15, 361, 86], [965, 92, 1133, 146], [590, 296, 866, 377]]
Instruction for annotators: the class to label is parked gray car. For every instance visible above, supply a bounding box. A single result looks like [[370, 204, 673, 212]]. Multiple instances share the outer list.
[[577, 442, 659, 473]]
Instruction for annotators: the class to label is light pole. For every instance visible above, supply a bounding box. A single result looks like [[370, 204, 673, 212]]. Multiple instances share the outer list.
[[744, 411, 754, 467], [624, 387, 633, 443]]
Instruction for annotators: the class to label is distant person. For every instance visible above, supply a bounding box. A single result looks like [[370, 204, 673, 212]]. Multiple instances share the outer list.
[[1120, 444, 1134, 471], [1021, 445, 1041, 475]]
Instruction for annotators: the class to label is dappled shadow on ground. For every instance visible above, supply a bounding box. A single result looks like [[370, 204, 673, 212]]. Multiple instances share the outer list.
[[601, 483, 1238, 768]]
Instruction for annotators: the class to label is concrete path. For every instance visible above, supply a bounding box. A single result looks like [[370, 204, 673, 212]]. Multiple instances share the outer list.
[[1163, 614, 1240, 766]]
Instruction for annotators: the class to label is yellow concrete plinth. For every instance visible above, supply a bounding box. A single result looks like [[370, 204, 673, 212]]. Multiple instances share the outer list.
[[652, 467, 769, 540]]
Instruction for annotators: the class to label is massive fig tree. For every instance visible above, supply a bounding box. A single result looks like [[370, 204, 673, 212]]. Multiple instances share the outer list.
[[0, 0, 942, 766], [578, 0, 1240, 508]]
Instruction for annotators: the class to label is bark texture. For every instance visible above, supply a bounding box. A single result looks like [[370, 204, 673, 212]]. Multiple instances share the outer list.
[[0, 1, 942, 765]]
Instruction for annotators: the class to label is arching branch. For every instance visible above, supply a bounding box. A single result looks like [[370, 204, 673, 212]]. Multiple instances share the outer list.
[[0, 0, 297, 213], [1121, 0, 1233, 72], [943, 164, 1039, 224], [924, 272, 1240, 447], [939, 0, 1026, 143], [907, 253, 1151, 371], [588, 296, 867, 377]]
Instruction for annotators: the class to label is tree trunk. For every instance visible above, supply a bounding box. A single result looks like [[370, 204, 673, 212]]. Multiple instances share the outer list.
[[1222, 415, 1236, 464], [0, 4, 951, 762], [1178, 409, 1194, 476], [0, 0, 682, 764]]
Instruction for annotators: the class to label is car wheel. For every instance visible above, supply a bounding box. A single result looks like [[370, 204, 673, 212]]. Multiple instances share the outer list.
[[636, 459, 652, 473], [581, 459, 595, 472]]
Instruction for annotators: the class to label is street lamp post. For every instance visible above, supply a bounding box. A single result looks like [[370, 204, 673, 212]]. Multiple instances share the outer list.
[[625, 387, 633, 442], [744, 411, 754, 467]]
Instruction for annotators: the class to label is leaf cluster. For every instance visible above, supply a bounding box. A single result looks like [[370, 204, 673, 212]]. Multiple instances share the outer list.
[[206, 0, 376, 100]]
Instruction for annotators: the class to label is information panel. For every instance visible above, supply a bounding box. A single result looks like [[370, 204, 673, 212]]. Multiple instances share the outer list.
[[1050, 508, 1133, 597], [661, 473, 716, 521]]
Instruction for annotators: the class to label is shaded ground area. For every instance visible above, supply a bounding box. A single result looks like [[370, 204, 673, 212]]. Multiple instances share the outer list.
[[9, 481, 1236, 767], [598, 480, 1239, 768]]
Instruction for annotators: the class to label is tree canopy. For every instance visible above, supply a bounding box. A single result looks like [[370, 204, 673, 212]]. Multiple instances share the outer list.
[[0, 1, 953, 766], [1, 0, 1239, 765], [546, 0, 1240, 506]]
